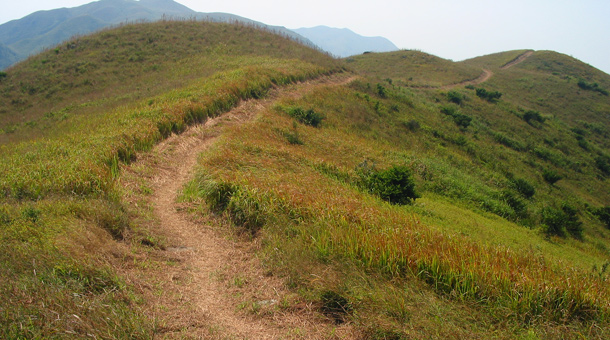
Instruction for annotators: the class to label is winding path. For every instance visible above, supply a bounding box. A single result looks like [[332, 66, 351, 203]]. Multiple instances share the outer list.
[[121, 74, 359, 339], [443, 50, 534, 90]]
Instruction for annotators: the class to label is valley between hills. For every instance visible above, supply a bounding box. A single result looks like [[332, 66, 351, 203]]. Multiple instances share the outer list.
[[1, 20, 610, 340]]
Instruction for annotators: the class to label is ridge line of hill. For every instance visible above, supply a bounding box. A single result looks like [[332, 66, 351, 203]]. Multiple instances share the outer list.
[[500, 50, 535, 69]]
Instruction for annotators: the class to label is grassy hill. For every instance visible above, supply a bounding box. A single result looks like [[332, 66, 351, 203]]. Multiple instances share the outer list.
[[2, 20, 610, 339], [345, 49, 483, 87], [0, 0, 316, 70], [0, 20, 339, 339]]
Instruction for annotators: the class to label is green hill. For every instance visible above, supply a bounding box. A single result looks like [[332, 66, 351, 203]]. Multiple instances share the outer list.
[[2, 21, 610, 339], [0, 0, 316, 70], [346, 49, 483, 87]]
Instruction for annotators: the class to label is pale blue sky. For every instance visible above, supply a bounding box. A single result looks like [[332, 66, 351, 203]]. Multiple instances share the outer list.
[[1, 0, 609, 74]]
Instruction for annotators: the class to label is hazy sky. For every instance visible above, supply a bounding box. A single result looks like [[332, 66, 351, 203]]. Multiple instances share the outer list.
[[1, 0, 609, 74]]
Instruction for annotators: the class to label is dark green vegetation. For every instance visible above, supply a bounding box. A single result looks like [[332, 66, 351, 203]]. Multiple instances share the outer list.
[[3, 19, 610, 339]]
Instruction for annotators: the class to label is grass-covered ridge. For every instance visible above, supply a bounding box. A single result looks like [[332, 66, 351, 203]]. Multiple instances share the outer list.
[[345, 50, 482, 87], [0, 20, 339, 338], [0, 20, 337, 142]]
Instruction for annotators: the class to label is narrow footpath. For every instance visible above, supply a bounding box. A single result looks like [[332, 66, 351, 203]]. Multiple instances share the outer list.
[[120, 74, 359, 339]]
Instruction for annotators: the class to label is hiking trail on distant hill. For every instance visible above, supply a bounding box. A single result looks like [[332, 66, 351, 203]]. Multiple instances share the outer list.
[[443, 50, 534, 89]]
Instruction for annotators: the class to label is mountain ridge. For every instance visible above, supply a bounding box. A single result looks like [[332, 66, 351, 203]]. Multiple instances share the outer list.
[[0, 0, 320, 69], [0, 0, 404, 70], [293, 25, 399, 57]]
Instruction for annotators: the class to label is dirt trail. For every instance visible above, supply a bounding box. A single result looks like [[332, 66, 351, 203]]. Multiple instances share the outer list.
[[442, 69, 492, 90], [121, 74, 359, 339], [500, 50, 534, 70], [442, 50, 534, 90]]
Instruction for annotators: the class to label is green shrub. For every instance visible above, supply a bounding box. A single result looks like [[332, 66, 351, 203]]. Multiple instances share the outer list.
[[542, 169, 562, 185], [578, 79, 609, 96], [440, 105, 472, 128], [595, 206, 610, 229], [283, 122, 304, 145], [452, 113, 472, 129], [356, 162, 419, 205], [440, 105, 458, 116], [447, 91, 464, 105], [492, 132, 525, 151], [511, 178, 535, 199], [542, 203, 583, 238], [0, 71, 7, 79], [475, 88, 502, 102], [576, 135, 590, 151], [286, 106, 325, 127], [502, 190, 528, 220], [561, 204, 584, 238], [523, 110, 545, 125], [595, 154, 610, 176], [403, 119, 420, 132], [542, 206, 565, 237], [376, 84, 388, 98]]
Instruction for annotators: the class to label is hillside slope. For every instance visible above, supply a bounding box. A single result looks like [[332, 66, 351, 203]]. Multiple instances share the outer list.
[[0, 21, 340, 339], [2, 21, 610, 339]]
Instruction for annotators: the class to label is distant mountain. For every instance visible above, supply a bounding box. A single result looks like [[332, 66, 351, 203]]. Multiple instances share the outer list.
[[0, 0, 316, 70], [292, 26, 398, 58], [0, 43, 18, 70]]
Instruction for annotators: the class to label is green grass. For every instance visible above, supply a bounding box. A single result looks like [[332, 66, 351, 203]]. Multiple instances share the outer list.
[[0, 20, 339, 338], [345, 50, 482, 87], [183, 59, 610, 337]]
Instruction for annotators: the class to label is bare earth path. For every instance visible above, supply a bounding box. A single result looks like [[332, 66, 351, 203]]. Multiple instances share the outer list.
[[120, 74, 359, 339], [443, 50, 534, 90], [500, 50, 534, 70], [442, 69, 492, 90]]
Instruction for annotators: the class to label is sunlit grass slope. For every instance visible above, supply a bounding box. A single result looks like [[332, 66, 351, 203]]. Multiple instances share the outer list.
[[0, 20, 339, 338], [184, 49, 610, 338]]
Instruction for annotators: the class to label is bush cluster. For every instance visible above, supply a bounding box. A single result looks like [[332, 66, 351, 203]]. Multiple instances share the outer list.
[[577, 79, 609, 96], [475, 88, 502, 102], [376, 84, 388, 98], [595, 154, 610, 176], [523, 110, 546, 125], [511, 178, 536, 199], [440, 105, 472, 129], [286, 106, 325, 127], [542, 169, 562, 185], [595, 206, 610, 229], [542, 203, 583, 238], [356, 161, 419, 205], [447, 91, 465, 105], [493, 132, 526, 151]]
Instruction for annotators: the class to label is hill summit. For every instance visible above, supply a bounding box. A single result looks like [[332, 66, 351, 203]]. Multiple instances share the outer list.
[[0, 0, 316, 69]]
